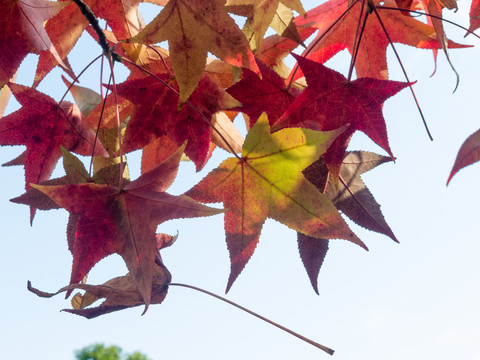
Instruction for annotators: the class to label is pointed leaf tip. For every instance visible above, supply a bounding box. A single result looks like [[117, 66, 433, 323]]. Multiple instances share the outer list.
[[447, 128, 480, 185]]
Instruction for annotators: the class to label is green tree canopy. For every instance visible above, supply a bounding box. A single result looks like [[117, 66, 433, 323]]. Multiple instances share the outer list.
[[75, 344, 150, 360]]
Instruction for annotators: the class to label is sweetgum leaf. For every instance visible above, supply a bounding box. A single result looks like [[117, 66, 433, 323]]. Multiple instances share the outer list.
[[141, 136, 180, 174], [297, 233, 329, 295], [11, 148, 98, 221], [274, 55, 410, 178], [227, 59, 299, 127], [2, 151, 26, 167], [129, 0, 259, 103], [447, 128, 480, 185], [293, 0, 468, 80], [299, 151, 396, 293], [0, 83, 108, 219], [114, 72, 240, 170], [304, 151, 397, 241], [62, 76, 102, 117], [270, 2, 306, 46], [187, 114, 365, 292], [34, 0, 87, 87], [225, 0, 305, 50], [0, 0, 73, 89], [258, 26, 315, 78], [34, 0, 149, 86], [210, 112, 244, 154], [415, 0, 458, 79], [32, 145, 222, 309]]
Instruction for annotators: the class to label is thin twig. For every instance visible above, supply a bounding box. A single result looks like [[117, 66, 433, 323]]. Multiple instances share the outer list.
[[168, 282, 335, 355], [378, 5, 480, 41], [88, 74, 113, 177]]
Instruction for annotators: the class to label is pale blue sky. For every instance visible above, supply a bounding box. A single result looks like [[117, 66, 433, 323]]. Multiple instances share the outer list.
[[1, 1, 480, 359]]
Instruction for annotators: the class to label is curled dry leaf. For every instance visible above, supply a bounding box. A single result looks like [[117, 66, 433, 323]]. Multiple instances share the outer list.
[[28, 263, 171, 318]]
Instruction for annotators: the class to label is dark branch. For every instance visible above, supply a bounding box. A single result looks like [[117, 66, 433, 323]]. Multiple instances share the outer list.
[[71, 0, 121, 62]]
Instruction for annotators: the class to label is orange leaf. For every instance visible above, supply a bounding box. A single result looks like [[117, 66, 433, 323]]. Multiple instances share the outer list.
[[129, 0, 259, 103]]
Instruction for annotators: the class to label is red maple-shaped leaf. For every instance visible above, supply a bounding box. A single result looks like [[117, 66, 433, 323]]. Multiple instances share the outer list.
[[34, 0, 87, 87], [258, 26, 315, 77], [293, 0, 467, 80], [141, 136, 180, 174], [32, 145, 223, 308], [34, 0, 149, 86], [114, 72, 240, 170], [0, 0, 73, 88], [227, 59, 299, 128], [274, 55, 410, 177], [10, 147, 93, 215], [447, 128, 480, 185], [0, 83, 107, 191], [187, 114, 365, 292]]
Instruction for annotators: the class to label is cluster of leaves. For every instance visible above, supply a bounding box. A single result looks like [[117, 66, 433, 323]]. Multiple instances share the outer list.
[[1, 0, 478, 323], [76, 343, 150, 360]]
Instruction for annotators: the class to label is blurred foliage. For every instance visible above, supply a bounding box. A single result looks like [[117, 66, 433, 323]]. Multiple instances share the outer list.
[[75, 343, 151, 360]]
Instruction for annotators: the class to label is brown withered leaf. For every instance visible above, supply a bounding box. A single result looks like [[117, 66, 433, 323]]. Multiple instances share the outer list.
[[28, 264, 171, 319], [298, 151, 396, 293]]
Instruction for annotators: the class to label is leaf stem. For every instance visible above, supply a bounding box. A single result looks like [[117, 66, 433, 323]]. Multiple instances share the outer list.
[[168, 282, 335, 355], [56, 55, 104, 152], [89, 73, 113, 177], [59, 54, 103, 107], [103, 56, 124, 188], [348, 0, 369, 82], [144, 44, 174, 77], [368, 0, 433, 140]]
